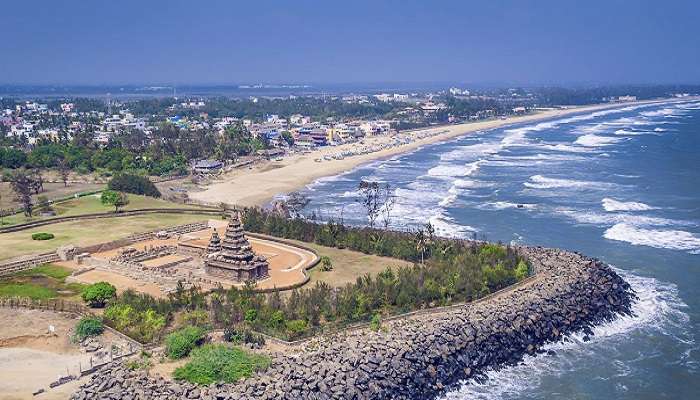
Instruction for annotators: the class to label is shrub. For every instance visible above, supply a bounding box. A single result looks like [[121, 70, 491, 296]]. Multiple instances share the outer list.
[[31, 232, 54, 241], [165, 326, 207, 359], [369, 313, 381, 332], [74, 316, 104, 341], [285, 319, 307, 338], [181, 309, 210, 328], [515, 260, 530, 281], [81, 282, 117, 307], [104, 303, 166, 343], [223, 326, 265, 346], [173, 344, 270, 385], [108, 174, 161, 198], [319, 256, 333, 271]]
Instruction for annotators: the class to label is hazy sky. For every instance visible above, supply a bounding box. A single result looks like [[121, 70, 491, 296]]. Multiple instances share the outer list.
[[2, 0, 699, 85]]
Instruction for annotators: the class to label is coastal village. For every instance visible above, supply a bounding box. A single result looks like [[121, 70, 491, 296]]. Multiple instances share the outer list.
[[0, 89, 689, 399]]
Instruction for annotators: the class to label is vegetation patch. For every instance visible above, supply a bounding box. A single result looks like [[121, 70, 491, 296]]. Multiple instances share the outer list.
[[108, 174, 161, 198], [165, 326, 207, 359], [31, 232, 55, 240], [0, 263, 83, 300], [74, 316, 104, 341], [81, 281, 117, 307], [0, 282, 57, 299], [173, 344, 270, 385]]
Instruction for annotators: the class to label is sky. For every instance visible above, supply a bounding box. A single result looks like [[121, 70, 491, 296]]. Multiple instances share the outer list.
[[1, 0, 699, 85]]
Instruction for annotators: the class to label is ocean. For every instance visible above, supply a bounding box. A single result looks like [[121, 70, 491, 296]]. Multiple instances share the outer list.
[[298, 99, 700, 399]]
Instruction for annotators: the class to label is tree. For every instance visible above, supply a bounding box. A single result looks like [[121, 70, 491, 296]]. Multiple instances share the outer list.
[[357, 181, 392, 229], [31, 169, 44, 194], [57, 158, 70, 187], [107, 174, 161, 197], [284, 192, 310, 218], [8, 169, 34, 217], [101, 190, 129, 212], [81, 282, 117, 307]]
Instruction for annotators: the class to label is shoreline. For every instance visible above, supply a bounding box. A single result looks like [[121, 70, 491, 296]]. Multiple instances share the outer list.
[[190, 98, 678, 207]]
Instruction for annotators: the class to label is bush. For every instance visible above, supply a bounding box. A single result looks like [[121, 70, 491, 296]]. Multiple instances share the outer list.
[[180, 310, 210, 328], [515, 260, 530, 281], [108, 174, 161, 198], [319, 256, 333, 271], [103, 303, 166, 343], [81, 282, 117, 307], [165, 326, 207, 359], [173, 344, 270, 385], [223, 326, 265, 346], [74, 316, 104, 341], [369, 313, 381, 332], [31, 232, 54, 241]]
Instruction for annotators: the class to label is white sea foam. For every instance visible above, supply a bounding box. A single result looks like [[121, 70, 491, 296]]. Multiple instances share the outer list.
[[554, 208, 683, 227], [440, 143, 502, 162], [602, 198, 655, 212], [575, 134, 623, 147], [479, 201, 536, 211], [604, 224, 700, 253], [524, 175, 616, 190], [442, 269, 693, 400], [427, 161, 482, 179], [452, 179, 495, 189]]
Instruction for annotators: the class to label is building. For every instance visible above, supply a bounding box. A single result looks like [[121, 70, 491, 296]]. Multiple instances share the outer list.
[[204, 214, 269, 282]]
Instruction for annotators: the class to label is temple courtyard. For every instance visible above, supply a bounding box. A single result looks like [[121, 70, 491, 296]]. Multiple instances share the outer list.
[[55, 216, 318, 297]]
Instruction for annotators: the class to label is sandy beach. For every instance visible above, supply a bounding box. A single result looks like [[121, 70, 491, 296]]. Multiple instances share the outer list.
[[190, 100, 667, 207]]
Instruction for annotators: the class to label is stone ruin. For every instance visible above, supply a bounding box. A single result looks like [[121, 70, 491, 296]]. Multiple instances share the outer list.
[[110, 245, 177, 265]]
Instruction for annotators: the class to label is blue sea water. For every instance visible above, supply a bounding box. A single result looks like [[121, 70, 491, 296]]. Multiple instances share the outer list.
[[298, 99, 700, 399]]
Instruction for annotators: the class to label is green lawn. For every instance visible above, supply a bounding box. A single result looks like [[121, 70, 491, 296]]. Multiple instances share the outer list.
[[292, 240, 414, 287], [3, 193, 209, 226], [0, 263, 84, 300], [0, 213, 216, 260]]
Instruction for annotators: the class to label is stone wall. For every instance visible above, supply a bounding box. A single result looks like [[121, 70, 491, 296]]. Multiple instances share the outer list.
[[0, 252, 60, 277], [70, 245, 634, 400]]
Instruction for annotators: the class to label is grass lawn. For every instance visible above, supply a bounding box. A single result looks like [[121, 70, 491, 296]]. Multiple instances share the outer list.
[[0, 213, 215, 260], [294, 241, 414, 287], [0, 263, 85, 300], [3, 193, 209, 226]]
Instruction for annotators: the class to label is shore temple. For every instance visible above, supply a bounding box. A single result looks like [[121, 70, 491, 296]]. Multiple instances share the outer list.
[[204, 213, 269, 282]]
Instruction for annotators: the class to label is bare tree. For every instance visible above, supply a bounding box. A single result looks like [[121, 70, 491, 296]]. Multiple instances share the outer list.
[[9, 170, 34, 217], [58, 159, 70, 187], [31, 169, 44, 194], [357, 180, 393, 229], [284, 192, 310, 219]]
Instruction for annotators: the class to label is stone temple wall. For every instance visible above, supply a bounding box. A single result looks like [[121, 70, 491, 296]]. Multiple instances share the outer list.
[[71, 245, 634, 400]]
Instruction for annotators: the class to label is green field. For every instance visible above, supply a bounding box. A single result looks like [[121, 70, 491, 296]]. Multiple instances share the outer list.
[[3, 193, 207, 226], [0, 212, 216, 260], [297, 241, 413, 287], [0, 263, 85, 300]]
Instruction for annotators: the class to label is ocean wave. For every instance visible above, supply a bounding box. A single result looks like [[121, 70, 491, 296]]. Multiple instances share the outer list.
[[442, 269, 694, 400], [575, 134, 623, 147], [554, 208, 684, 227], [602, 198, 656, 212], [427, 161, 482, 179], [452, 179, 496, 189], [603, 223, 700, 253], [478, 201, 536, 211], [440, 143, 502, 162], [524, 175, 616, 190]]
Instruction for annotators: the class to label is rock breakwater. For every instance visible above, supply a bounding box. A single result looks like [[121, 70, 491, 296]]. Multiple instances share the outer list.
[[71, 246, 634, 400]]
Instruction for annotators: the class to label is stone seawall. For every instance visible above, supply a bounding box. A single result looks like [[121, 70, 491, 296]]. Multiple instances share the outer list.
[[71, 246, 634, 400]]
